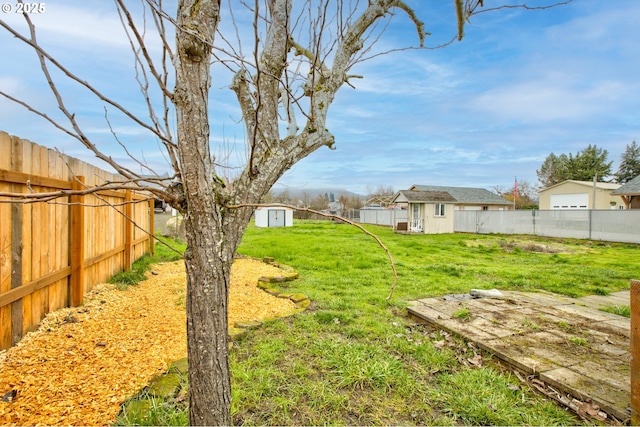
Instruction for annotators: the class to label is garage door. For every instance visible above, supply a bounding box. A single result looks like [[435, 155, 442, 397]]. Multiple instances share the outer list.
[[550, 193, 589, 209]]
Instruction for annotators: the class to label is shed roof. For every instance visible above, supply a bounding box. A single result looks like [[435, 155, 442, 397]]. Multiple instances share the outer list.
[[393, 190, 457, 203], [409, 185, 510, 205], [611, 175, 640, 195]]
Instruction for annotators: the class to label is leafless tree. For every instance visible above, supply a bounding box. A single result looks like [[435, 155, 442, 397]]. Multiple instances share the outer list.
[[0, 0, 570, 424], [493, 179, 539, 209]]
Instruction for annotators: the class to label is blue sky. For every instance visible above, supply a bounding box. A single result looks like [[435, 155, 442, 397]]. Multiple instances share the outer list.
[[1, 1, 638, 196]]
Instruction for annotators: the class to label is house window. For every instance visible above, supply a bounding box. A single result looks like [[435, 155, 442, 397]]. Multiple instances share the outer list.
[[482, 206, 489, 211], [434, 203, 445, 217]]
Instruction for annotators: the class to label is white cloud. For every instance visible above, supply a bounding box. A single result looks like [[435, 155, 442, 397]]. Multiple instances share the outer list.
[[469, 82, 605, 122], [2, 1, 170, 65]]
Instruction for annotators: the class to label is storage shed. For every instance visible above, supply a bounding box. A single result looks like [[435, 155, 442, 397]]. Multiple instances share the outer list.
[[254, 206, 293, 227]]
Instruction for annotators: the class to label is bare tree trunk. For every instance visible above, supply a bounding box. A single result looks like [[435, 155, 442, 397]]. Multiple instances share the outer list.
[[173, 0, 235, 425], [183, 221, 232, 425]]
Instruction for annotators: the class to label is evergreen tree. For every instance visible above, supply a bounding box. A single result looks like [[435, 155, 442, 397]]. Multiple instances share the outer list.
[[566, 145, 612, 182], [615, 141, 640, 183], [537, 145, 612, 187]]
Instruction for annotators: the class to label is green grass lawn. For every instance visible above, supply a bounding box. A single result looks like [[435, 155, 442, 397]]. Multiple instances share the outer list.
[[118, 221, 640, 425], [230, 221, 639, 425]]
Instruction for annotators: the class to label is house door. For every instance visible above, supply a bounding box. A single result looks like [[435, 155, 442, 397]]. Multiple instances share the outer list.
[[411, 204, 422, 232], [268, 209, 286, 227]]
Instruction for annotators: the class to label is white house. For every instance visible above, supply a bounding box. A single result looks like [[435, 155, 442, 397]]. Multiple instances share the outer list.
[[408, 185, 512, 211], [391, 190, 457, 234], [391, 185, 511, 234]]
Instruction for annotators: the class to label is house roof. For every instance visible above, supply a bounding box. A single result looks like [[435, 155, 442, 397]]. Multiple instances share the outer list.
[[409, 185, 510, 205], [539, 180, 621, 193], [393, 190, 457, 203], [611, 175, 640, 195]]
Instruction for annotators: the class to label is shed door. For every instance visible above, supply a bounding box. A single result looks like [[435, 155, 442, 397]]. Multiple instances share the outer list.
[[268, 209, 286, 227], [550, 193, 589, 209]]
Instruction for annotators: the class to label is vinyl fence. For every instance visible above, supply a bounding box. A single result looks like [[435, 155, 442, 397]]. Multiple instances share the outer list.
[[359, 208, 407, 226], [455, 209, 640, 244], [0, 132, 153, 350]]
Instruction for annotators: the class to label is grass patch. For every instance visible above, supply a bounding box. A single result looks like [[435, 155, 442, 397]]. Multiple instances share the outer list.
[[431, 368, 576, 425], [115, 360, 189, 426], [114, 392, 189, 426], [452, 307, 470, 320], [522, 318, 540, 330], [600, 305, 631, 317], [108, 235, 185, 289], [569, 336, 589, 347]]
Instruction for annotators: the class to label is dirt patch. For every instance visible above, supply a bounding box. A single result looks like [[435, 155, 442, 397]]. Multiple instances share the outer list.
[[0, 258, 297, 426], [465, 237, 580, 254], [498, 240, 567, 253]]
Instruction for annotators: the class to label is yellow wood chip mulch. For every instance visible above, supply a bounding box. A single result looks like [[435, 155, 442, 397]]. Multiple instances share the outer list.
[[0, 258, 296, 426]]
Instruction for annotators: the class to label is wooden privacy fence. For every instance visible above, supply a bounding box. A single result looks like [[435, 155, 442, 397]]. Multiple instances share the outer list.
[[0, 132, 154, 350]]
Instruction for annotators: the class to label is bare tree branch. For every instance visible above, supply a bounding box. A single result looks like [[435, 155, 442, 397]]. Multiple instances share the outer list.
[[114, 0, 181, 175], [473, 0, 572, 15], [115, 0, 173, 99], [0, 176, 173, 204], [0, 16, 173, 147]]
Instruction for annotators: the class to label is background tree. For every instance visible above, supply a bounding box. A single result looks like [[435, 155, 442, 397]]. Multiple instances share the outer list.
[[536, 153, 570, 188], [492, 179, 539, 209], [537, 145, 612, 187], [1, 0, 569, 424], [310, 194, 330, 212], [273, 189, 292, 205], [338, 193, 363, 211], [615, 140, 640, 183], [566, 144, 612, 182]]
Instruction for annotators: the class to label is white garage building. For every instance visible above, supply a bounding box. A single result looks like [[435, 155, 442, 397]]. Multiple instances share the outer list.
[[538, 180, 622, 210]]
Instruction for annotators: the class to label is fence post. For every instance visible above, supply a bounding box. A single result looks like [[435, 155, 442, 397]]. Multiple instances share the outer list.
[[532, 210, 536, 235], [70, 176, 85, 307], [124, 190, 133, 271], [631, 279, 640, 425]]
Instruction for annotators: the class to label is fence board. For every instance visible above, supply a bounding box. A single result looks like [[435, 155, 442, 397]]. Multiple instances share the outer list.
[[20, 142, 33, 336], [11, 204, 22, 346], [0, 132, 152, 350], [35, 144, 50, 326], [0, 134, 9, 349], [0, 213, 10, 348], [51, 150, 66, 311], [10, 137, 23, 346]]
